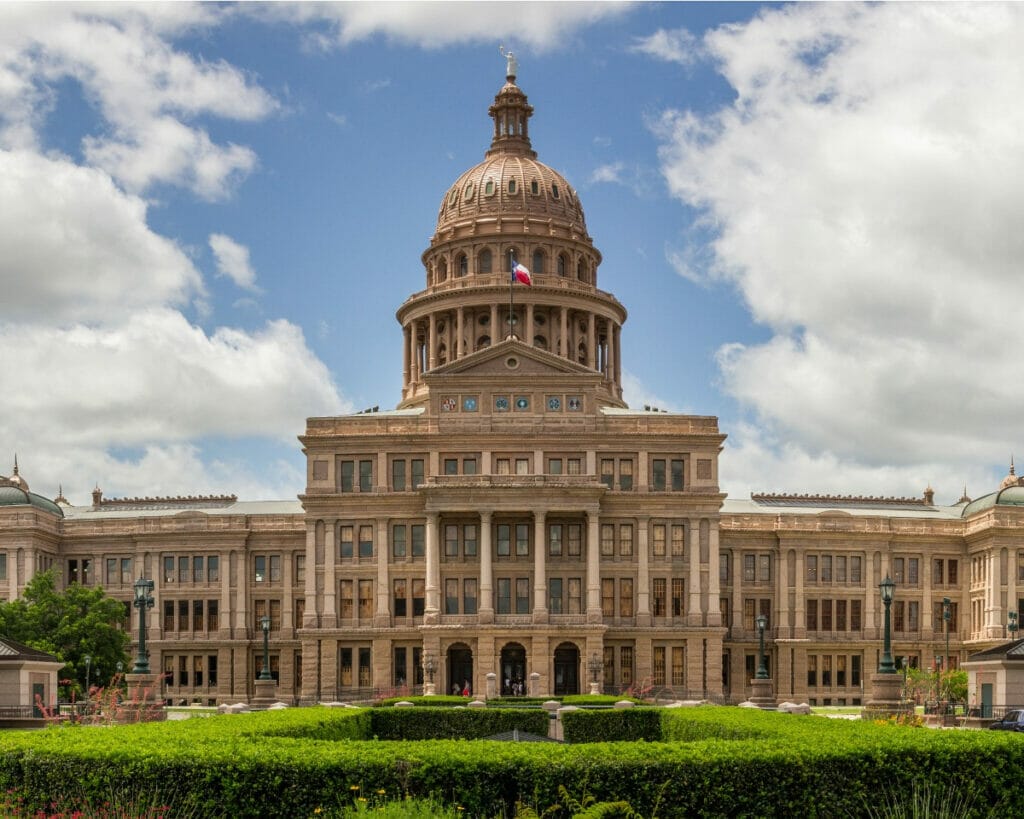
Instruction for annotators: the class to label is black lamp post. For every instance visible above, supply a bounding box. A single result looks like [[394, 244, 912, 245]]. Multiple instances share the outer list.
[[1009, 610, 1019, 640], [588, 653, 602, 686], [942, 596, 952, 701], [84, 654, 92, 694], [131, 577, 155, 674], [258, 614, 273, 681], [878, 575, 896, 673], [755, 613, 769, 679]]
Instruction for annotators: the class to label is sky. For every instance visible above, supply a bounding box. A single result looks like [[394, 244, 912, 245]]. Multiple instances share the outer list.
[[1, 1, 1022, 507]]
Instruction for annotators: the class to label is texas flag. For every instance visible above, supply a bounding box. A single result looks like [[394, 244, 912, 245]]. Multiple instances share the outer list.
[[511, 261, 532, 286]]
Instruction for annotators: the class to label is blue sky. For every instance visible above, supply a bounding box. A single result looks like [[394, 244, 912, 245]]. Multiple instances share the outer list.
[[2, 2, 1022, 506]]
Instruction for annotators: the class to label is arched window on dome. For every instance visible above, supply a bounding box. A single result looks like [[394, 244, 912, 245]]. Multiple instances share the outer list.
[[479, 249, 492, 274], [532, 250, 545, 276], [437, 259, 448, 283], [552, 183, 560, 199], [577, 259, 586, 282], [534, 335, 548, 351], [508, 178, 517, 195], [484, 179, 495, 197], [477, 334, 491, 349], [457, 254, 468, 278], [438, 343, 448, 366], [578, 341, 588, 365], [557, 254, 567, 277], [531, 179, 539, 195]]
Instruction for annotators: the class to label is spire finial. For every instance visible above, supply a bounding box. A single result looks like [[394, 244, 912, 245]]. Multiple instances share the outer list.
[[499, 45, 517, 81], [12, 454, 18, 475]]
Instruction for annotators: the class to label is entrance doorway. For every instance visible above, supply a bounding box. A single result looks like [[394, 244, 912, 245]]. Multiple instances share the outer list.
[[500, 643, 527, 696], [448, 643, 473, 696], [553, 643, 580, 695]]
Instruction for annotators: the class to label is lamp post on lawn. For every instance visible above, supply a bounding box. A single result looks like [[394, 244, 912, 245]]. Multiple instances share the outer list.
[[131, 577, 155, 674], [942, 596, 952, 701], [749, 613, 774, 708], [755, 614, 769, 679], [258, 615, 272, 681], [588, 653, 602, 695], [251, 613, 277, 707], [879, 576, 896, 674], [862, 575, 909, 719]]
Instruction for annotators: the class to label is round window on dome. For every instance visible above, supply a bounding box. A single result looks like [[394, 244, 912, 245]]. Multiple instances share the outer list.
[[508, 178, 517, 195], [530, 179, 539, 195], [484, 179, 495, 196], [551, 183, 560, 199], [464, 182, 475, 201]]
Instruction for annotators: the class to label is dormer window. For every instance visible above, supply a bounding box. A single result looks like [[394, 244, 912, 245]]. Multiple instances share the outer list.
[[463, 182, 475, 201], [508, 178, 517, 195], [484, 179, 495, 196], [551, 183, 560, 199], [531, 179, 539, 195]]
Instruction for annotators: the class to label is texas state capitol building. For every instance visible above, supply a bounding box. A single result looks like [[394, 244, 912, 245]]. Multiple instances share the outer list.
[[2, 64, 1023, 707]]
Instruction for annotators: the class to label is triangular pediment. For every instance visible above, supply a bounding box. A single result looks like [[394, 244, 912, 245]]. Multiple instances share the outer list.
[[427, 338, 596, 378]]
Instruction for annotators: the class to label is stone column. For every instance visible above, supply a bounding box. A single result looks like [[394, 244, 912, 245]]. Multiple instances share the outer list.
[[636, 517, 651, 626], [424, 513, 440, 623], [479, 511, 494, 623], [303, 526, 317, 629], [235, 551, 248, 639], [282, 547, 294, 634], [732, 549, 743, 634], [375, 518, 390, 627], [587, 313, 596, 370], [409, 322, 419, 387], [456, 306, 465, 359], [320, 639, 337, 703], [794, 548, 806, 639], [586, 510, 601, 623], [923, 551, 933, 632], [490, 305, 499, 341], [559, 307, 568, 357], [403, 325, 411, 393], [707, 524, 722, 627], [533, 510, 548, 623], [687, 523, 702, 625], [428, 313, 437, 370], [322, 523, 337, 629], [8, 549, 17, 601]]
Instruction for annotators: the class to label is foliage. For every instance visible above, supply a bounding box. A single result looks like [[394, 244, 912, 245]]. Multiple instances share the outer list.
[[560, 708, 663, 743], [367, 707, 549, 740], [0, 706, 1022, 817], [0, 568, 130, 696], [943, 669, 968, 703]]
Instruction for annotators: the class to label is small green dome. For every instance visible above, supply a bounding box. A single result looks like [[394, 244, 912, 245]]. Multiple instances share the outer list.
[[0, 482, 63, 517]]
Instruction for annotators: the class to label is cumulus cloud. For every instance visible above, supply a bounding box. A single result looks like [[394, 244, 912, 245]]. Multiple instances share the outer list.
[[269, 1, 633, 51], [590, 162, 625, 185], [210, 233, 259, 292], [631, 27, 701, 65], [655, 3, 1024, 495]]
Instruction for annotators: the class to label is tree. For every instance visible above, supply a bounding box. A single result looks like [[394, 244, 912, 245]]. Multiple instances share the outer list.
[[0, 569, 130, 696]]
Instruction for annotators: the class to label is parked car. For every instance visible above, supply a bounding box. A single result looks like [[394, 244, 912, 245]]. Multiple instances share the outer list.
[[988, 710, 1024, 731]]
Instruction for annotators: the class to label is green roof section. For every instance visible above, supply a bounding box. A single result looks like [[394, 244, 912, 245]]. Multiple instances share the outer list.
[[961, 485, 1024, 518], [0, 485, 63, 517]]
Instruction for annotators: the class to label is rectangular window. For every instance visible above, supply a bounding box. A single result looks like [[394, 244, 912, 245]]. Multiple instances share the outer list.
[[193, 599, 204, 631], [835, 599, 847, 631], [652, 459, 666, 491], [392, 459, 406, 491], [411, 459, 424, 488], [567, 524, 582, 557], [892, 601, 905, 632], [619, 459, 633, 491], [821, 555, 832, 583], [392, 525, 407, 557], [671, 459, 684, 491], [568, 577, 582, 614], [935, 558, 945, 585], [548, 458, 562, 475], [653, 524, 666, 557], [358, 579, 373, 618], [743, 554, 756, 582], [948, 560, 958, 585], [567, 458, 581, 475], [549, 577, 563, 614], [908, 600, 920, 632], [270, 599, 282, 631], [851, 556, 862, 583], [445, 578, 459, 615], [806, 599, 818, 631], [121, 557, 132, 584], [515, 458, 529, 475], [340, 648, 352, 687], [822, 655, 832, 687], [444, 458, 458, 475], [411, 525, 424, 557], [600, 459, 614, 489], [496, 458, 511, 475], [394, 647, 407, 687], [270, 555, 282, 582], [339, 580, 354, 619], [620, 647, 634, 687], [393, 579, 407, 617], [758, 554, 771, 582], [672, 647, 685, 686], [671, 525, 685, 557], [179, 599, 190, 632], [821, 599, 833, 631], [497, 524, 511, 557], [549, 524, 563, 556], [893, 557, 905, 584], [254, 555, 266, 583], [806, 555, 817, 583], [179, 557, 189, 583], [852, 655, 861, 687], [207, 556, 219, 583], [412, 579, 425, 616], [497, 578, 511, 614], [908, 557, 919, 586], [837, 655, 847, 687], [208, 600, 219, 631], [445, 524, 459, 557], [601, 524, 614, 556], [515, 523, 529, 556], [602, 578, 615, 616], [653, 646, 666, 686], [358, 647, 371, 686], [193, 556, 204, 583], [358, 526, 373, 559], [603, 647, 615, 686], [836, 556, 847, 583], [619, 578, 634, 617], [340, 526, 354, 559], [358, 460, 372, 492], [671, 578, 684, 617], [743, 598, 755, 630], [340, 460, 354, 493], [851, 599, 862, 631], [463, 578, 477, 615], [294, 598, 304, 629], [515, 577, 530, 614], [619, 524, 633, 556], [107, 558, 117, 585], [179, 655, 189, 687], [163, 600, 174, 632], [653, 577, 666, 617], [808, 655, 817, 687], [458, 524, 474, 557]]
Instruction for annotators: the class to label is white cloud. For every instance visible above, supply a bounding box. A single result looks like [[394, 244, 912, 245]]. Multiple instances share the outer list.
[[210, 233, 259, 292], [631, 27, 700, 65], [655, 3, 1024, 491], [271, 1, 633, 51], [590, 162, 625, 185]]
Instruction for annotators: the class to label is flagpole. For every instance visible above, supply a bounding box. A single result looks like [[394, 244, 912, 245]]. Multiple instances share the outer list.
[[508, 248, 515, 340]]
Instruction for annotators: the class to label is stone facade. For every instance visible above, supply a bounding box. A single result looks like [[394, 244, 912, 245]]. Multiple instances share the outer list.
[[2, 69, 1023, 707]]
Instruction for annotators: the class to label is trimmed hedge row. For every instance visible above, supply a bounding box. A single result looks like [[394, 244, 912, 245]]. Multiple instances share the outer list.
[[561, 707, 663, 743], [367, 707, 548, 740], [0, 707, 1023, 817]]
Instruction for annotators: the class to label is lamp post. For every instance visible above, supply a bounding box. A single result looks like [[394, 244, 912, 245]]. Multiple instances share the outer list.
[[934, 656, 943, 707], [84, 654, 92, 695], [258, 614, 273, 681], [1009, 610, 1019, 640], [755, 613, 769, 679], [942, 597, 952, 702], [878, 576, 896, 673], [131, 577, 155, 674], [588, 652, 602, 695]]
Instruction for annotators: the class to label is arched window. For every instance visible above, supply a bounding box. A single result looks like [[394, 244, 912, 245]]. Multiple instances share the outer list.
[[534, 335, 548, 351], [577, 260, 586, 282], [508, 178, 517, 195], [458, 254, 468, 277], [477, 335, 491, 348], [438, 343, 447, 365], [532, 250, 545, 276], [479, 249, 492, 274], [437, 259, 448, 282], [531, 179, 539, 195], [557, 254, 567, 277], [578, 342, 587, 365]]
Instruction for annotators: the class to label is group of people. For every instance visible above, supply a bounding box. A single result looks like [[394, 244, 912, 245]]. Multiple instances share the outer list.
[[451, 680, 471, 696], [504, 678, 526, 696]]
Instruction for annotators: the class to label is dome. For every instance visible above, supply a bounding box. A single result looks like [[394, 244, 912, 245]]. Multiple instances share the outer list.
[[434, 73, 588, 238], [0, 484, 63, 517]]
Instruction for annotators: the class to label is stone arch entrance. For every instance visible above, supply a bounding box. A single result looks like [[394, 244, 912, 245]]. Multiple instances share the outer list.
[[447, 642, 473, 695], [500, 642, 527, 696], [553, 642, 580, 696]]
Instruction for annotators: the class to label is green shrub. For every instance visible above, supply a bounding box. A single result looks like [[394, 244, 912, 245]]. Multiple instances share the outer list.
[[367, 707, 549, 740], [561, 708, 663, 743]]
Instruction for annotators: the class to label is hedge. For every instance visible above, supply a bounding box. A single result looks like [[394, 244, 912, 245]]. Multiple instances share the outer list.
[[0, 706, 1021, 817], [561, 708, 663, 743], [366, 707, 548, 740]]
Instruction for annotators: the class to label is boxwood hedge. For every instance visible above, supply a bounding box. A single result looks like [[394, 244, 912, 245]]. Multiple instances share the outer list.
[[0, 706, 1020, 817]]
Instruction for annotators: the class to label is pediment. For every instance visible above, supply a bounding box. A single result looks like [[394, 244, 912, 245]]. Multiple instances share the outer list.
[[427, 339, 596, 378]]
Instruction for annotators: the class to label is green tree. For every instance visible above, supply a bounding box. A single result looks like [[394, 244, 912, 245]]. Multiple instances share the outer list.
[[0, 569, 130, 696]]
